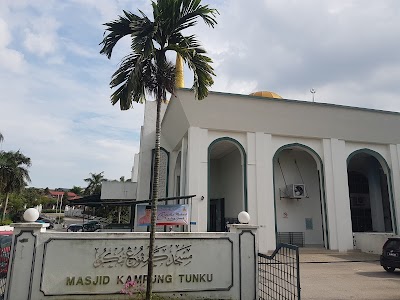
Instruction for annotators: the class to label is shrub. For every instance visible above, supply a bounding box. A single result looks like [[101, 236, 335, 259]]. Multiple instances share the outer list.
[[0, 219, 13, 225]]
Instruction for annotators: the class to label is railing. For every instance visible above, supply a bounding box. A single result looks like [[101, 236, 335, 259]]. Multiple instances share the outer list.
[[0, 245, 11, 299], [277, 232, 304, 247], [258, 243, 300, 300]]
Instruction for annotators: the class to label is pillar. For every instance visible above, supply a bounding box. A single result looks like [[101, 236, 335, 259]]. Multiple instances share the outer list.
[[5, 223, 43, 300]]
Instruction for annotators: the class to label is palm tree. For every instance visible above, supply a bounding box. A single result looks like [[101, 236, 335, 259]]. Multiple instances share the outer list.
[[84, 172, 106, 195], [0, 150, 31, 221], [100, 1, 218, 297]]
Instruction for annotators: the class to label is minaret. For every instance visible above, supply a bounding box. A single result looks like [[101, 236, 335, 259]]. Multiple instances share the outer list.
[[175, 54, 185, 88]]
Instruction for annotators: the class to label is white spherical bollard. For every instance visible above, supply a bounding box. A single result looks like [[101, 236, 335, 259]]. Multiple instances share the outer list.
[[238, 211, 250, 224], [23, 208, 39, 222]]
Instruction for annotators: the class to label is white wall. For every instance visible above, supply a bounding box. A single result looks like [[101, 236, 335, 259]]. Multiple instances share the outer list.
[[353, 232, 396, 254], [274, 150, 324, 245], [100, 182, 137, 200]]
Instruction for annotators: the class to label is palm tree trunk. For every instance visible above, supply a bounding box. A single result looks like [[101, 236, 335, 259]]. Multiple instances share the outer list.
[[146, 94, 162, 300], [2, 193, 10, 222]]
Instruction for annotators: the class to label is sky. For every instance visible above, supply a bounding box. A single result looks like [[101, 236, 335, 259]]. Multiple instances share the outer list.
[[1, 0, 400, 189]]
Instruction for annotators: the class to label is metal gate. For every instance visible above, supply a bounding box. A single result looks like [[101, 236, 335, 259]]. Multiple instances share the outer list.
[[0, 244, 11, 300], [258, 243, 301, 300]]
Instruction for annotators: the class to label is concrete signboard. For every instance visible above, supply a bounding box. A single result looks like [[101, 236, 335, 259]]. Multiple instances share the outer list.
[[6, 224, 257, 300], [41, 237, 232, 295]]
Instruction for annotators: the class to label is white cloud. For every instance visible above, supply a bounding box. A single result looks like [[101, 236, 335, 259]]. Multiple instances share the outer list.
[[0, 18, 25, 73], [2, 0, 400, 188], [23, 17, 60, 57]]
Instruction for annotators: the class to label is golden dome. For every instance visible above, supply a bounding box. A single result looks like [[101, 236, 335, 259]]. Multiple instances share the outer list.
[[250, 91, 282, 99]]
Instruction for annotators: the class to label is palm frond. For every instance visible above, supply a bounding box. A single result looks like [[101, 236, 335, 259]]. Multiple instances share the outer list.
[[110, 54, 149, 109], [167, 40, 215, 100], [100, 10, 140, 59], [176, 0, 219, 31]]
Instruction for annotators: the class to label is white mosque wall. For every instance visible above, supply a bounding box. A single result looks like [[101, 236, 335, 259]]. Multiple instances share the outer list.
[[345, 142, 391, 165], [273, 150, 324, 246], [136, 101, 169, 201], [186, 127, 209, 231], [136, 120, 400, 253], [322, 139, 354, 251], [131, 153, 139, 182]]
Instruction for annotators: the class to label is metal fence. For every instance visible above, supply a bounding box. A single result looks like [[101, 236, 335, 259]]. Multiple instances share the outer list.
[[277, 232, 304, 248], [0, 244, 11, 299], [258, 243, 301, 300]]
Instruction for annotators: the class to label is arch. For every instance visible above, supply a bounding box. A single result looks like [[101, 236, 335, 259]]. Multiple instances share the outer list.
[[273, 143, 329, 249], [207, 137, 248, 231], [347, 148, 397, 234]]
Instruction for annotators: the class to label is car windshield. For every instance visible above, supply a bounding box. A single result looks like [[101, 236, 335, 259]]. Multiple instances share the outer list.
[[0, 236, 12, 248], [385, 240, 400, 250]]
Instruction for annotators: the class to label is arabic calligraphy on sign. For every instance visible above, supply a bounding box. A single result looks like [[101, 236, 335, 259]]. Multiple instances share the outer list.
[[93, 244, 193, 269]]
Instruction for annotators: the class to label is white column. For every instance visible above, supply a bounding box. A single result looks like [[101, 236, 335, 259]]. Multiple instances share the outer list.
[[323, 138, 353, 251], [229, 224, 258, 300], [389, 145, 400, 234], [246, 132, 257, 223], [322, 139, 338, 249], [180, 136, 187, 197], [256, 133, 276, 253], [186, 127, 208, 232], [6, 223, 43, 300]]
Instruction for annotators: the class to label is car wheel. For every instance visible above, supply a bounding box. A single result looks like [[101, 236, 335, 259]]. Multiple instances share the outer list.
[[383, 266, 396, 273]]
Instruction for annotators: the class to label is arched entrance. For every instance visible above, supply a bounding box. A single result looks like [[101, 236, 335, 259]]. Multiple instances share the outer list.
[[273, 144, 328, 248], [208, 137, 247, 232], [347, 150, 395, 233]]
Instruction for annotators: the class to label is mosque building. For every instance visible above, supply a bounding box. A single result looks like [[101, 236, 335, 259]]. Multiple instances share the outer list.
[[131, 56, 400, 253]]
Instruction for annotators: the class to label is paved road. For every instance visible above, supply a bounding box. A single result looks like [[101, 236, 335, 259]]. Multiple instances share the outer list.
[[300, 251, 400, 300]]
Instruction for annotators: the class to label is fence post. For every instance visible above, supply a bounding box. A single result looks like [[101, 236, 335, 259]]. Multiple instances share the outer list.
[[5, 223, 43, 300], [229, 224, 258, 300]]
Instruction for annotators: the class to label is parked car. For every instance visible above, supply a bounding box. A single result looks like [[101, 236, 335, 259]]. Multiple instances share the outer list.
[[0, 231, 13, 277], [67, 224, 83, 232], [37, 216, 55, 229], [380, 237, 400, 272], [83, 220, 101, 232]]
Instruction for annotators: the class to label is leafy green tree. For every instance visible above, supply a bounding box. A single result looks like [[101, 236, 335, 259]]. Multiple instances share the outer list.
[[7, 193, 25, 222], [21, 187, 42, 207], [0, 150, 31, 221], [70, 186, 83, 195], [84, 172, 106, 195], [100, 1, 218, 297]]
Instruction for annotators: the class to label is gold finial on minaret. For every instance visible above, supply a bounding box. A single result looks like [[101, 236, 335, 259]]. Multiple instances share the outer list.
[[175, 54, 185, 88]]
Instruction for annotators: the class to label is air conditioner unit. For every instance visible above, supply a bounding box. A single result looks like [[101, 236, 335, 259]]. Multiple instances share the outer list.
[[285, 184, 306, 198]]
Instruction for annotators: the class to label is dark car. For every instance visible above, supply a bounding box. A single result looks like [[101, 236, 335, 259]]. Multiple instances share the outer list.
[[83, 221, 101, 232], [37, 216, 55, 229], [380, 237, 400, 272], [0, 232, 13, 277], [67, 224, 83, 232]]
